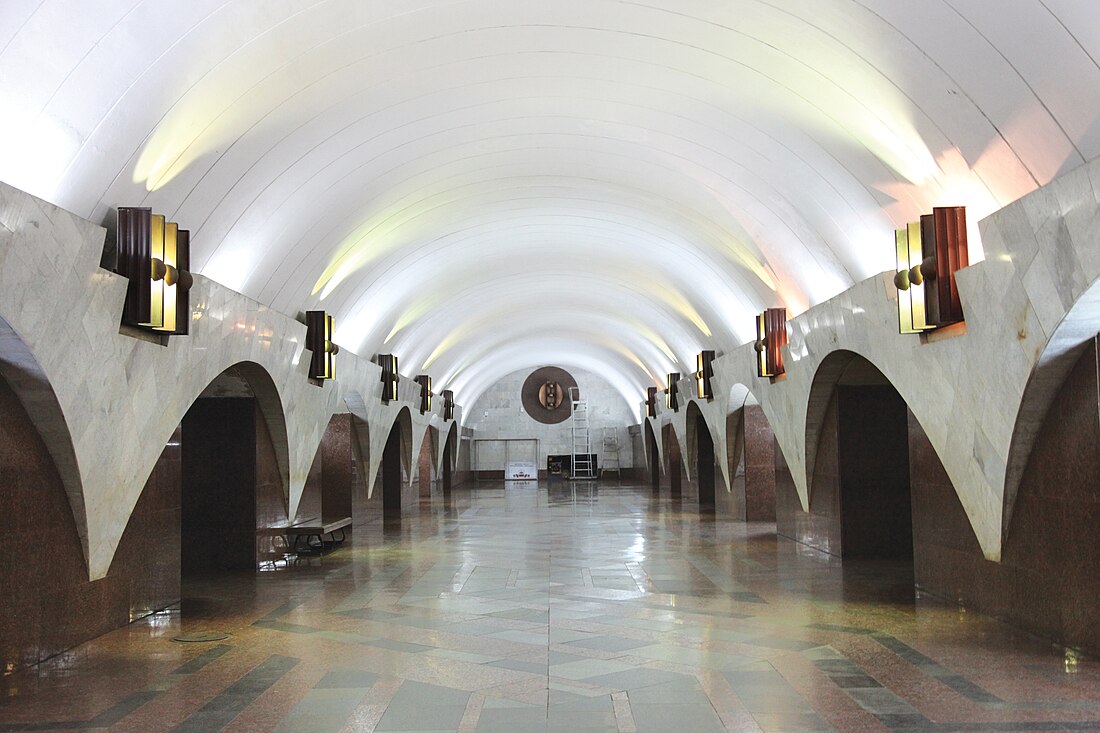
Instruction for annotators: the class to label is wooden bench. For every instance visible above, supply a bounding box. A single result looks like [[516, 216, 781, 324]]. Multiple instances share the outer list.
[[282, 517, 353, 554]]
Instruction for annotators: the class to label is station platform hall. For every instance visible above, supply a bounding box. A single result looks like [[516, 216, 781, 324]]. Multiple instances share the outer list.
[[3, 2, 1100, 731]]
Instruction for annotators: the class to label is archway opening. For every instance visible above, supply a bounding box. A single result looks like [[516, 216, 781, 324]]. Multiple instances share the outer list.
[[687, 403, 716, 511], [418, 426, 437, 501], [726, 389, 777, 522], [799, 353, 913, 562], [644, 420, 659, 491], [442, 423, 459, 496], [835, 381, 912, 560], [380, 409, 413, 520], [179, 364, 289, 575], [661, 423, 682, 498]]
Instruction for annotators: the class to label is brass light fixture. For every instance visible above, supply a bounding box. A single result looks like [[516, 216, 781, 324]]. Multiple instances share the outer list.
[[894, 206, 968, 334], [754, 308, 787, 380], [442, 389, 455, 421], [378, 354, 399, 403], [666, 373, 680, 412], [646, 386, 658, 418], [416, 374, 432, 414], [696, 350, 715, 400], [921, 206, 968, 328], [893, 221, 931, 333], [305, 311, 338, 381], [115, 207, 193, 335]]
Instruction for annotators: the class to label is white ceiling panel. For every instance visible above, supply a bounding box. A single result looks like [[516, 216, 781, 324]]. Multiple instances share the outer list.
[[2, 0, 1097, 407]]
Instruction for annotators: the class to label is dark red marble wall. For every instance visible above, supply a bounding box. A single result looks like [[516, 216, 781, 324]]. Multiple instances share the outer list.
[[417, 429, 434, 498], [110, 425, 182, 619], [321, 414, 354, 520], [723, 411, 746, 518], [661, 425, 685, 498], [743, 405, 777, 522], [381, 423, 404, 518], [0, 378, 180, 669], [777, 392, 843, 555], [910, 337, 1100, 652], [907, 409, 989, 604], [350, 417, 379, 525]]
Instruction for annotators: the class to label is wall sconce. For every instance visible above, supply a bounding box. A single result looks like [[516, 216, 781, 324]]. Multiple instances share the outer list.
[[442, 389, 455, 421], [115, 207, 193, 335], [416, 374, 432, 414], [695, 350, 715, 400], [646, 386, 658, 418], [893, 221, 931, 333], [305, 310, 337, 381], [666, 373, 680, 412], [755, 308, 787, 379], [378, 354, 399, 403], [921, 206, 968, 328], [894, 206, 968, 333]]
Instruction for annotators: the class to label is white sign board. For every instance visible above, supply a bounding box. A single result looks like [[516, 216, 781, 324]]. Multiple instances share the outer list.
[[505, 461, 538, 480]]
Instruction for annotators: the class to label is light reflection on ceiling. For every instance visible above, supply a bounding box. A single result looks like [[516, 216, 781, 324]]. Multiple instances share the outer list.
[[1, 0, 1097, 411]]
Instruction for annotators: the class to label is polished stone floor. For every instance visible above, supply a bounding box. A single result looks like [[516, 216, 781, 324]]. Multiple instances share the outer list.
[[3, 482, 1100, 732]]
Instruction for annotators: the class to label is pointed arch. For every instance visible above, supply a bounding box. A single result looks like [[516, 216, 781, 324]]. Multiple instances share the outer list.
[[0, 316, 87, 569], [1003, 274, 1100, 540], [685, 401, 716, 508], [343, 390, 372, 477], [643, 418, 661, 489]]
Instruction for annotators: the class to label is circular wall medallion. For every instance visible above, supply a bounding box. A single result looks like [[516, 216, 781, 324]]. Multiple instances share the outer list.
[[521, 367, 578, 424], [538, 381, 564, 410]]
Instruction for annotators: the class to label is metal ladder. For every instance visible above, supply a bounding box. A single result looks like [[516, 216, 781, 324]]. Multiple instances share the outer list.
[[569, 387, 595, 479]]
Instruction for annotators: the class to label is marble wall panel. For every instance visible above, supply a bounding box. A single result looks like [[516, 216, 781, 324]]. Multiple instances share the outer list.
[[321, 414, 355, 520], [662, 424, 685, 498], [111, 425, 182, 618], [776, 393, 842, 556], [908, 409, 992, 606], [0, 377, 179, 669], [743, 405, 777, 522], [910, 338, 1100, 653], [350, 417, 377, 526], [0, 181, 457, 581], [692, 156, 1100, 562], [417, 427, 434, 497], [466, 366, 636, 469], [258, 401, 294, 565], [0, 134, 1099, 629], [774, 437, 803, 543]]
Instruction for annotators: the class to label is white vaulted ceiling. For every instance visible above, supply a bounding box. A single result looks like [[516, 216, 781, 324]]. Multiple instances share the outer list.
[[2, 0, 1098, 410]]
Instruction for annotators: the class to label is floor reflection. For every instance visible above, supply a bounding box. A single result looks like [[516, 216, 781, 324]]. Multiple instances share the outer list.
[[547, 479, 599, 505], [2, 482, 1098, 732]]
